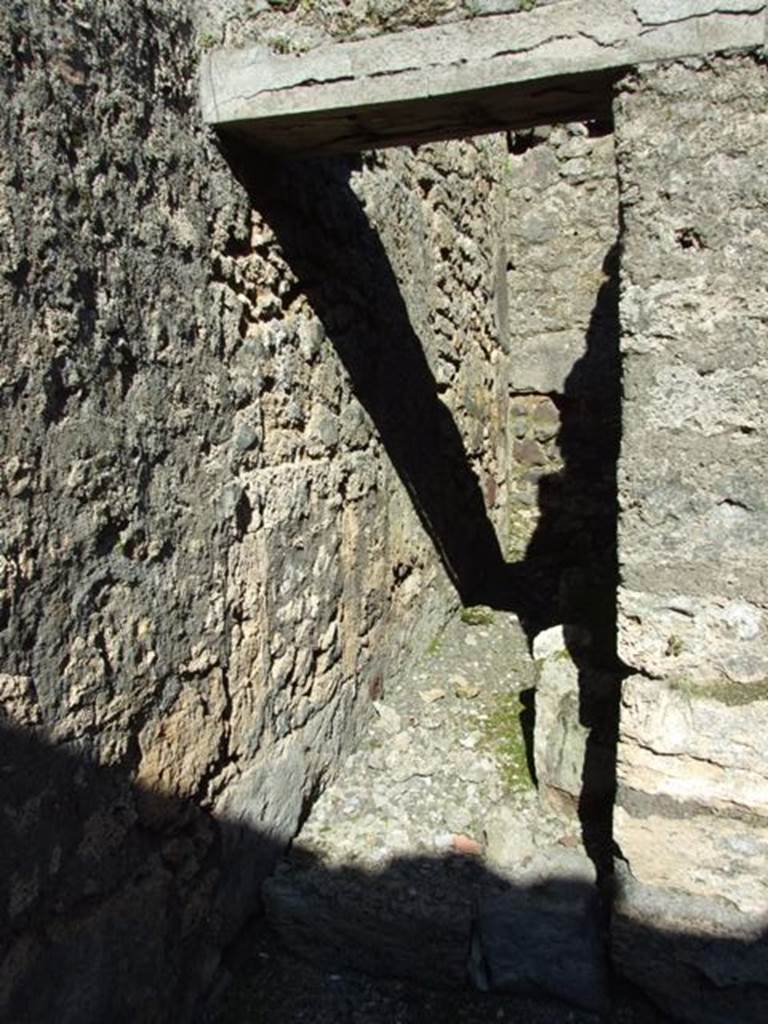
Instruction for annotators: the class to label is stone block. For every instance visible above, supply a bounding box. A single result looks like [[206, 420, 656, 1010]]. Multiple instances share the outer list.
[[532, 625, 616, 820], [615, 675, 768, 915], [470, 881, 608, 1014], [263, 867, 472, 988], [533, 628, 586, 816], [509, 330, 589, 395], [613, 55, 768, 1020], [200, 2, 765, 152], [618, 589, 768, 687], [612, 863, 768, 1024]]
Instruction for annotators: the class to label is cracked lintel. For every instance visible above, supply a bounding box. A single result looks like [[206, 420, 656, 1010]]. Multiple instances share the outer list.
[[633, 0, 765, 27], [200, 0, 766, 153]]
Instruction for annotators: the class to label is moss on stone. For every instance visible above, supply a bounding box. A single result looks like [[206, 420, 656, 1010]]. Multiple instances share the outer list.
[[460, 605, 495, 626], [667, 676, 768, 706], [482, 691, 535, 792], [665, 633, 684, 657], [505, 509, 538, 560], [425, 629, 443, 656]]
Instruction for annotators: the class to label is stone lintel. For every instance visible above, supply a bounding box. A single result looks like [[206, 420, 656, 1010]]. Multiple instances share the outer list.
[[200, 0, 767, 154]]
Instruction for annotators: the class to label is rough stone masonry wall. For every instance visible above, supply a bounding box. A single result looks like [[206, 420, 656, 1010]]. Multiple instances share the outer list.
[[502, 119, 624, 863], [0, 2, 508, 1021], [504, 118, 620, 639], [612, 55, 768, 1024]]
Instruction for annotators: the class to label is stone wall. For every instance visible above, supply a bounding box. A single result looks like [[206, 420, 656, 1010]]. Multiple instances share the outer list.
[[0, 2, 509, 1020], [612, 55, 768, 1023], [205, 0, 565, 52], [4, 2, 767, 1021], [504, 118, 620, 640]]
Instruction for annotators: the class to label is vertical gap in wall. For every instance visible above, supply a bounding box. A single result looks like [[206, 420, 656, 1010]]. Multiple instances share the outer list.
[[504, 110, 628, 890], [568, 240, 625, 884], [518, 240, 625, 883]]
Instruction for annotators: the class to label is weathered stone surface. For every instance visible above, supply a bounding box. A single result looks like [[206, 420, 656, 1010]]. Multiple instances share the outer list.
[[257, 609, 528, 992], [619, 589, 768, 685], [1, 3, 510, 1021], [616, 675, 768, 915], [532, 626, 587, 815], [471, 882, 608, 1013], [206, 0, 568, 54], [613, 863, 768, 1024], [201, 0, 766, 153], [619, 676, 768, 817], [254, 611, 617, 1018], [4, 2, 768, 1022], [613, 55, 768, 1021], [532, 625, 617, 823], [263, 865, 475, 989], [484, 800, 538, 869], [615, 54, 768, 684], [504, 117, 621, 651], [506, 123, 619, 396]]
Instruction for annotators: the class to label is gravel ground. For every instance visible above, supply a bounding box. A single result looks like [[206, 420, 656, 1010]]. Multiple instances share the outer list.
[[293, 607, 548, 866], [211, 609, 671, 1024]]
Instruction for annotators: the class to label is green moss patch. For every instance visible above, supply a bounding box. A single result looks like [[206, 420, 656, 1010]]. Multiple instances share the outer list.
[[667, 676, 768, 706], [482, 691, 536, 792], [460, 605, 495, 627]]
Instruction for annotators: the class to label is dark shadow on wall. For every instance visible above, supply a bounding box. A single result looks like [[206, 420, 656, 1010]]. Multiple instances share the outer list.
[[229, 149, 623, 644], [0, 721, 282, 1024], [2, 720, 766, 1024], [231, 143, 626, 887], [522, 243, 622, 649], [227, 150, 512, 609], [520, 243, 628, 881]]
